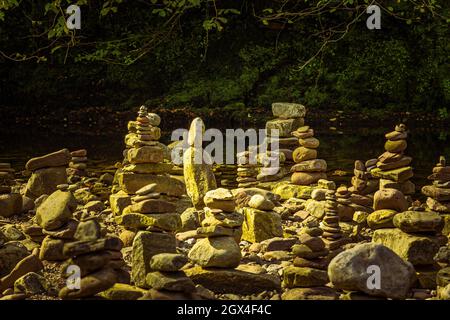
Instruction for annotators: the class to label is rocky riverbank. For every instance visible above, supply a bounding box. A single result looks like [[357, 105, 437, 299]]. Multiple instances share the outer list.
[[0, 103, 449, 301]]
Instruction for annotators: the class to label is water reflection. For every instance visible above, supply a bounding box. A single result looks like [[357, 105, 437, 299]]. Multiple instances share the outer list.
[[0, 121, 448, 193]]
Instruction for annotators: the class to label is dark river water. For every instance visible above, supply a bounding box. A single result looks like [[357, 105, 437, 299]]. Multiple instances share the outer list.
[[1, 118, 449, 195]]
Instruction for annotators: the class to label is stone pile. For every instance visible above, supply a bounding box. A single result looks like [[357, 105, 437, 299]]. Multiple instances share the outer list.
[[240, 193, 283, 243], [188, 188, 242, 267], [349, 160, 377, 212], [110, 106, 184, 216], [36, 188, 78, 261], [422, 156, 450, 217], [335, 186, 355, 222], [213, 164, 238, 188], [372, 210, 445, 289], [24, 149, 70, 199], [266, 102, 306, 164], [58, 221, 128, 299], [236, 150, 259, 188], [290, 126, 327, 186], [372, 124, 415, 196], [320, 191, 346, 250], [0, 163, 22, 218], [67, 149, 88, 177], [283, 229, 330, 291], [256, 150, 287, 184], [115, 183, 181, 246]]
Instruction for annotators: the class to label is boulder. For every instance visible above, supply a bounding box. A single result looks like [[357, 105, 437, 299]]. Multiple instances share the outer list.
[[0, 242, 29, 277], [188, 236, 241, 268], [25, 167, 68, 199], [328, 243, 415, 299], [184, 266, 280, 294], [367, 210, 398, 229], [393, 211, 444, 234], [35, 190, 77, 231], [241, 207, 283, 243], [0, 193, 22, 217], [373, 188, 408, 212], [372, 228, 441, 265]]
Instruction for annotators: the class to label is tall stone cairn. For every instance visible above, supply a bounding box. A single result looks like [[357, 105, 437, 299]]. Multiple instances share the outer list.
[[110, 106, 184, 215], [290, 124, 327, 186], [320, 191, 345, 250], [423, 156, 450, 214], [260, 102, 306, 182], [372, 124, 415, 195], [0, 162, 22, 218]]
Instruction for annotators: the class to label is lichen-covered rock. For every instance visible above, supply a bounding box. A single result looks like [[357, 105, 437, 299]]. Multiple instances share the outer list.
[[25, 167, 68, 199], [241, 207, 283, 243], [372, 228, 441, 265], [393, 211, 444, 233], [184, 266, 280, 294], [118, 172, 185, 196], [188, 236, 241, 268], [328, 243, 415, 299], [35, 190, 77, 231], [367, 209, 398, 229], [282, 266, 328, 288], [183, 147, 217, 209]]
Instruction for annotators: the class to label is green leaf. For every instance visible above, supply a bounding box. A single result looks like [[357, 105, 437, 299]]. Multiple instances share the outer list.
[[388, 6, 394, 12]]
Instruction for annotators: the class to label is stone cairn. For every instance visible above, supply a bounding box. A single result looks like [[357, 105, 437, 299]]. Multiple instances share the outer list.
[[236, 149, 259, 188], [284, 227, 329, 289], [24, 149, 70, 199], [290, 125, 327, 186], [239, 192, 283, 243], [259, 103, 305, 183], [372, 124, 415, 196], [256, 149, 287, 184], [214, 164, 238, 189], [58, 219, 128, 299], [115, 183, 181, 248], [110, 106, 183, 216], [422, 156, 450, 215], [320, 191, 345, 250], [0, 163, 22, 218], [67, 149, 88, 177], [266, 102, 306, 165], [349, 160, 378, 212], [372, 208, 445, 290], [188, 188, 243, 267]]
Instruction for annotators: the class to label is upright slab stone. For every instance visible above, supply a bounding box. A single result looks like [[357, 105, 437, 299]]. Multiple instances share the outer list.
[[183, 118, 216, 209], [131, 231, 176, 288]]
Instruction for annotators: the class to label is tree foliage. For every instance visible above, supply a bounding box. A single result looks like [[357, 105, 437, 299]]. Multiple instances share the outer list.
[[0, 0, 448, 113]]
